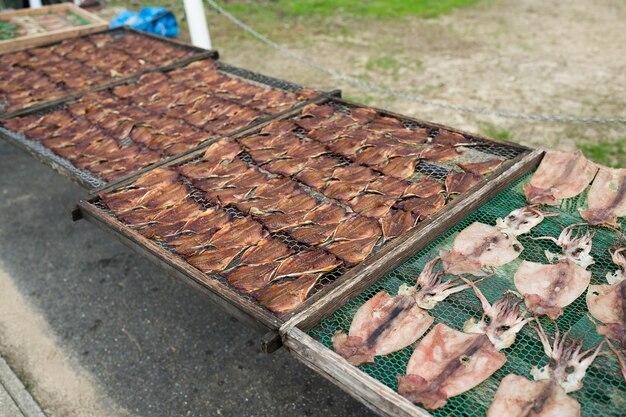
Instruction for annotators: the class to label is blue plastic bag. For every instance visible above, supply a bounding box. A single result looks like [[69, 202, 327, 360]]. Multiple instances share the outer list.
[[109, 7, 179, 38]]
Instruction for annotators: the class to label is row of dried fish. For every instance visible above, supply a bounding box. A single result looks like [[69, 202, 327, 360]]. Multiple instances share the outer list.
[[181, 139, 382, 266], [525, 150, 626, 227], [99, 167, 340, 315], [233, 114, 503, 243], [1, 61, 313, 182], [0, 32, 193, 112], [293, 103, 505, 180], [333, 204, 625, 413]]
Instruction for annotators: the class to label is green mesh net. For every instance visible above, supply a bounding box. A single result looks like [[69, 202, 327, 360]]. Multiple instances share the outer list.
[[309, 172, 626, 416]]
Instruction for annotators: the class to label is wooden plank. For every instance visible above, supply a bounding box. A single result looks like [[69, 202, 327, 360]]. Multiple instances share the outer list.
[[283, 148, 544, 331], [77, 201, 283, 331], [261, 331, 282, 354], [0, 4, 108, 54], [282, 327, 431, 417]]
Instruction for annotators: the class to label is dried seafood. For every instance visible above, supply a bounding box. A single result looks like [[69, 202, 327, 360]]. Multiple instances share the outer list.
[[586, 246, 626, 347], [397, 323, 506, 409], [440, 207, 545, 275], [515, 225, 593, 319], [579, 167, 626, 227], [524, 151, 598, 206], [462, 279, 531, 350], [333, 257, 470, 365]]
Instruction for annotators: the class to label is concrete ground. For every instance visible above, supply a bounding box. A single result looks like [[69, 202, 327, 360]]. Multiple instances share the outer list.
[[0, 141, 374, 416]]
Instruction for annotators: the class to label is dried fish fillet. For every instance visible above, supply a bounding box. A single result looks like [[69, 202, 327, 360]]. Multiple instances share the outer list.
[[290, 223, 338, 246], [239, 238, 293, 266], [349, 194, 395, 218], [457, 159, 503, 176], [333, 216, 381, 241], [579, 167, 626, 227], [403, 178, 444, 198], [397, 323, 506, 409], [187, 246, 244, 273], [514, 260, 591, 319], [445, 171, 482, 195], [253, 274, 320, 314], [398, 194, 446, 221], [273, 249, 341, 278], [208, 217, 264, 248], [380, 156, 418, 179], [487, 375, 580, 417], [326, 236, 379, 265], [225, 262, 278, 294], [524, 150, 598, 206], [332, 291, 433, 365], [419, 145, 462, 162], [381, 209, 416, 241]]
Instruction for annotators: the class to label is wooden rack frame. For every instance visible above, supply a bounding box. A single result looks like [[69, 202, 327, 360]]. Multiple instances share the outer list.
[[73, 95, 535, 354], [0, 3, 108, 54]]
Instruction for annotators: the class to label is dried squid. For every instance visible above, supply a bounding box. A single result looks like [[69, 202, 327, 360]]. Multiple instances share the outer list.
[[462, 279, 531, 350], [487, 322, 603, 417], [515, 226, 593, 319], [440, 207, 546, 275], [586, 246, 626, 347], [524, 150, 598, 206], [332, 257, 468, 365], [579, 167, 626, 227], [397, 323, 506, 409]]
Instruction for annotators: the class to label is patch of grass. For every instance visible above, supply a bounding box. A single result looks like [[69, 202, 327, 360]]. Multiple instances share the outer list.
[[578, 138, 626, 168], [365, 56, 400, 71], [223, 0, 481, 19], [479, 123, 512, 141]]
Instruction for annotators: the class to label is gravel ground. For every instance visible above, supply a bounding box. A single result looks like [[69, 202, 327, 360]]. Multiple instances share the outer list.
[[0, 140, 374, 417]]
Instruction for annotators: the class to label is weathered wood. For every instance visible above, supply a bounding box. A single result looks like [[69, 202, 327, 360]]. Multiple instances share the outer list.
[[77, 200, 282, 331], [261, 331, 282, 354], [0, 4, 107, 54], [281, 327, 431, 417], [283, 148, 544, 331]]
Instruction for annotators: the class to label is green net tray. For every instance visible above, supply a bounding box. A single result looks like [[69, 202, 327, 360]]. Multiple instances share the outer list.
[[308, 171, 626, 417]]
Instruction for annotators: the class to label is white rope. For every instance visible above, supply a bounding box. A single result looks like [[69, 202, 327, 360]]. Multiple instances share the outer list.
[[205, 0, 626, 124]]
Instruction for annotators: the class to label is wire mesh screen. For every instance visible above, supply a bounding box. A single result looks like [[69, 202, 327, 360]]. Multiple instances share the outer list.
[[308, 172, 626, 417]]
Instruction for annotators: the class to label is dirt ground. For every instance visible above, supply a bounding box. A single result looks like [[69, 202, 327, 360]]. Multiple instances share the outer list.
[[199, 0, 625, 162]]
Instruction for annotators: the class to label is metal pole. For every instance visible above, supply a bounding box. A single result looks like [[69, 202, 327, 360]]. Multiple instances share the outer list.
[[29, 0, 43, 8], [183, 0, 212, 50]]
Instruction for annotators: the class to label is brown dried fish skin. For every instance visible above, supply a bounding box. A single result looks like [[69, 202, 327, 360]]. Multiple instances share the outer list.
[[252, 274, 320, 315]]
